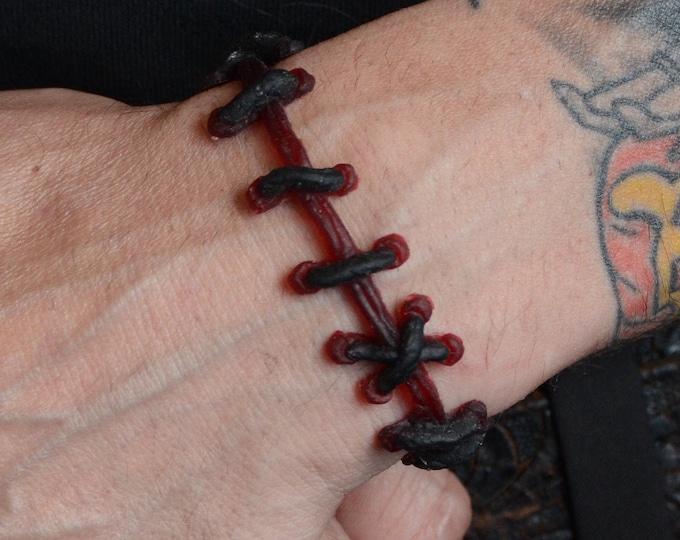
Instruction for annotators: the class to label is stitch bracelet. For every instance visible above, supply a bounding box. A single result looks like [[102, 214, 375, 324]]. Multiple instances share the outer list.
[[205, 32, 493, 470]]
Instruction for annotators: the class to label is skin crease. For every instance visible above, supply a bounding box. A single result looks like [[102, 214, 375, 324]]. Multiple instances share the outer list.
[[0, 0, 667, 538]]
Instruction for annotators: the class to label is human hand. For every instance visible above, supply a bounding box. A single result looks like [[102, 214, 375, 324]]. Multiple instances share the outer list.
[[2, 0, 662, 537], [0, 84, 473, 540]]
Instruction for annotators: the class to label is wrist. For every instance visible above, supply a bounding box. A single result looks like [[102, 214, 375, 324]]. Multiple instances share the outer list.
[[266, 1, 619, 408]]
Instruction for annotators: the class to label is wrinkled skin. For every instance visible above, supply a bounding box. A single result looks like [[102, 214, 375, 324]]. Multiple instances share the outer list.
[[0, 1, 630, 537]]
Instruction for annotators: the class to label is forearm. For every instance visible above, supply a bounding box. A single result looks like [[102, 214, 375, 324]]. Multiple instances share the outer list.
[[273, 0, 680, 345], [267, 0, 620, 399]]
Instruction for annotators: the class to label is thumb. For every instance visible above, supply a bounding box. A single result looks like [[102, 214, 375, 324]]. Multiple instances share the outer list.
[[336, 463, 472, 539]]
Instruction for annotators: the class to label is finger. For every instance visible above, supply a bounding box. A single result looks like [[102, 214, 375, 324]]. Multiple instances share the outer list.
[[336, 463, 472, 540]]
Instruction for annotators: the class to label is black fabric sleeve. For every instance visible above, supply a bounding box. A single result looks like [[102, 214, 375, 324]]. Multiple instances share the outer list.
[[550, 345, 674, 540], [0, 0, 423, 104]]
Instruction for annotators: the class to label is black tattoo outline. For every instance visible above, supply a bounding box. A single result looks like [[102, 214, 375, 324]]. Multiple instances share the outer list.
[[553, 51, 680, 336]]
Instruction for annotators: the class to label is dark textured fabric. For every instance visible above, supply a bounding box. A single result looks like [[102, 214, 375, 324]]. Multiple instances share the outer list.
[[550, 345, 673, 540], [0, 0, 423, 104]]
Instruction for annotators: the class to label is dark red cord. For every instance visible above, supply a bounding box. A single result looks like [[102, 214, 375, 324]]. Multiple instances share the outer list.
[[205, 33, 492, 469]]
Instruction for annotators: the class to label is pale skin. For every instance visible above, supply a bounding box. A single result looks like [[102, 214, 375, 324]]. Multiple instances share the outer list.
[[0, 0, 671, 538]]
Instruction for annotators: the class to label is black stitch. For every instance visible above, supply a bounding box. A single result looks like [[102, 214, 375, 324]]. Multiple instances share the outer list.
[[202, 51, 255, 90], [209, 69, 300, 137], [257, 167, 346, 199], [239, 32, 306, 67], [402, 432, 487, 470], [203, 32, 305, 88], [304, 248, 398, 289], [346, 339, 451, 363], [389, 414, 482, 450], [379, 401, 493, 470], [377, 315, 426, 394]]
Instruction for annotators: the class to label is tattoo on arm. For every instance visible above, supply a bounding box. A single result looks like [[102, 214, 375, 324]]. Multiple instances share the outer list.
[[468, 0, 481, 9], [554, 46, 680, 337], [584, 1, 680, 46]]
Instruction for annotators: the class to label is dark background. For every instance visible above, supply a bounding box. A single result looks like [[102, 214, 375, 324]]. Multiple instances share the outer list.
[[0, 0, 423, 104]]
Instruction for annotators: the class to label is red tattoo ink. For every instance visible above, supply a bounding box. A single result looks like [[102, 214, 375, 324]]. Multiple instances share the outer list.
[[554, 52, 680, 337]]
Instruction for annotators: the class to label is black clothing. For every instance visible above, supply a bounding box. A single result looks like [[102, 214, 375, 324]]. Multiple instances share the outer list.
[[0, 0, 423, 104]]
